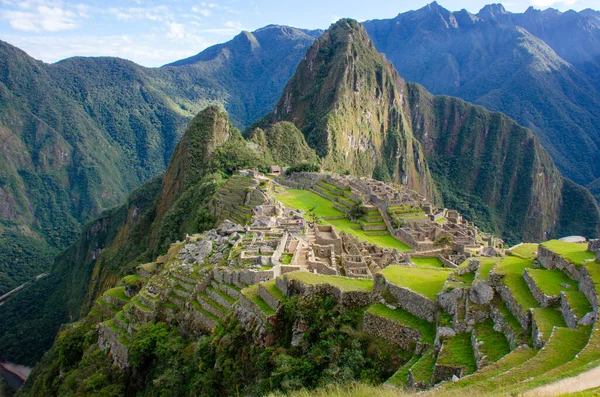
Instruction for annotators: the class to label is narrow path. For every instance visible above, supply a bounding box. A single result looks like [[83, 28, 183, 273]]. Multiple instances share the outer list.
[[526, 364, 600, 396]]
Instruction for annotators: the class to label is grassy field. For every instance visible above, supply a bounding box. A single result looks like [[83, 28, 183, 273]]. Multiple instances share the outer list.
[[411, 257, 444, 268], [380, 265, 452, 300], [510, 243, 539, 259], [275, 188, 344, 218], [285, 271, 373, 292], [541, 241, 596, 265], [275, 188, 411, 251], [367, 304, 436, 343], [495, 256, 539, 309], [436, 332, 477, 375], [527, 268, 577, 296]]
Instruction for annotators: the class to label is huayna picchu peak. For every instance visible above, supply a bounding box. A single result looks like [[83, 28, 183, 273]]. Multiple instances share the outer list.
[[1, 4, 600, 397]]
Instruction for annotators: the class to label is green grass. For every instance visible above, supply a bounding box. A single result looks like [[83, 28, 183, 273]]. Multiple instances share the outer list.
[[207, 285, 236, 304], [473, 319, 511, 363], [495, 256, 539, 309], [261, 279, 286, 302], [275, 188, 344, 218], [104, 287, 130, 301], [285, 271, 373, 292], [122, 274, 143, 285], [527, 268, 577, 296], [493, 297, 524, 333], [532, 308, 566, 343], [275, 188, 411, 251], [386, 356, 420, 388], [541, 240, 596, 265], [410, 348, 437, 385], [462, 326, 591, 393], [191, 300, 220, 321], [138, 262, 157, 273], [241, 284, 276, 316], [564, 290, 594, 318], [380, 265, 452, 300], [510, 243, 539, 259], [280, 254, 293, 264], [367, 304, 436, 343], [436, 332, 477, 375], [442, 347, 537, 390], [411, 257, 444, 269]]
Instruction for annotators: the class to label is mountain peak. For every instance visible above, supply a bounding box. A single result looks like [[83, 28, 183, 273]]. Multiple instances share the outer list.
[[478, 3, 508, 19]]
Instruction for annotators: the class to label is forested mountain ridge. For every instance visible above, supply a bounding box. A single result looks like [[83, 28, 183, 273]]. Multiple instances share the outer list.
[[363, 2, 600, 189], [0, 25, 317, 295]]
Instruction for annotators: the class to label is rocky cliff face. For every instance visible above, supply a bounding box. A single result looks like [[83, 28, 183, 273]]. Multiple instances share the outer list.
[[269, 19, 437, 200]]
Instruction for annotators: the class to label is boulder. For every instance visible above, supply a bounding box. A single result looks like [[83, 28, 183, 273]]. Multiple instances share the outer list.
[[470, 280, 494, 305], [578, 312, 596, 326]]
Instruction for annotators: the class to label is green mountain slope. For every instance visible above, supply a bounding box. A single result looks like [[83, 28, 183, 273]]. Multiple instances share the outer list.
[[0, 25, 317, 295], [260, 19, 599, 242], [363, 3, 600, 187]]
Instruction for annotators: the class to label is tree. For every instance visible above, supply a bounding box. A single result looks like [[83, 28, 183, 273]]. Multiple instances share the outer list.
[[434, 235, 455, 248], [348, 201, 367, 221]]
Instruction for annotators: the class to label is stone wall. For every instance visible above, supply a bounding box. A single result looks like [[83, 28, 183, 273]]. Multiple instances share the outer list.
[[214, 268, 274, 287], [188, 305, 218, 333], [531, 312, 546, 348], [589, 239, 600, 261], [259, 284, 281, 311], [374, 274, 438, 322], [490, 304, 520, 350], [560, 292, 579, 328], [363, 311, 423, 349], [523, 269, 560, 308], [433, 364, 463, 385], [489, 272, 530, 329], [537, 245, 581, 281], [282, 276, 373, 309], [579, 265, 598, 313], [98, 323, 130, 370]]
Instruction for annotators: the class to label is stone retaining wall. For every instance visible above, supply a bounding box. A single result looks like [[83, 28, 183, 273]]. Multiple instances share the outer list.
[[537, 245, 580, 281], [363, 311, 422, 349], [579, 265, 598, 313], [589, 239, 600, 261], [283, 276, 373, 309], [259, 284, 281, 311], [490, 304, 520, 350], [523, 269, 559, 308], [208, 289, 233, 309], [98, 323, 130, 369], [489, 272, 530, 329], [374, 274, 438, 322], [531, 312, 546, 348], [560, 292, 578, 328], [188, 305, 217, 333], [214, 268, 274, 287], [239, 292, 270, 323]]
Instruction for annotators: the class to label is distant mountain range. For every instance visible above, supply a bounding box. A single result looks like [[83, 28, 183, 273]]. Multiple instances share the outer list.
[[0, 2, 598, 299]]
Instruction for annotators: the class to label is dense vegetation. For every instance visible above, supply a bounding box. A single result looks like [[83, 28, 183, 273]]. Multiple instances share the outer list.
[[20, 294, 404, 397], [0, 25, 317, 294]]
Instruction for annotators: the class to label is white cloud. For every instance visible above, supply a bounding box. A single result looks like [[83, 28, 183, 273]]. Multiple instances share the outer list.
[[529, 0, 580, 7], [0, 5, 78, 32], [108, 6, 171, 22], [167, 21, 185, 39], [191, 7, 211, 17], [2, 33, 214, 67]]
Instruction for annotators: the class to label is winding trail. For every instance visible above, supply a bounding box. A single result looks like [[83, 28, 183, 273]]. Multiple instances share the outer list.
[[526, 364, 600, 396]]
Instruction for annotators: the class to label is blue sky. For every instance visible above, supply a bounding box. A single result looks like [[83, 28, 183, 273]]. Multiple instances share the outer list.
[[0, 0, 598, 67]]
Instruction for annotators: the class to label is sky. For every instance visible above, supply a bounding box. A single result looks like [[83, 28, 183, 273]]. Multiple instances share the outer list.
[[0, 0, 598, 67]]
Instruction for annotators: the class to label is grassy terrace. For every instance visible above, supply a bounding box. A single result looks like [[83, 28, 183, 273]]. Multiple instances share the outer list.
[[386, 356, 420, 387], [474, 257, 500, 282], [495, 256, 539, 309], [241, 284, 276, 316], [541, 240, 596, 265], [380, 265, 452, 300], [510, 243, 539, 259], [565, 290, 594, 318], [104, 286, 130, 301], [443, 347, 537, 390], [190, 300, 220, 321], [275, 188, 411, 251], [285, 271, 373, 292], [261, 279, 286, 302], [436, 332, 477, 375], [122, 274, 143, 285], [527, 268, 577, 296], [367, 304, 436, 343], [207, 285, 236, 304], [532, 308, 566, 343], [410, 348, 437, 385], [462, 326, 591, 393], [411, 257, 444, 269], [516, 326, 600, 393], [474, 319, 511, 363]]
